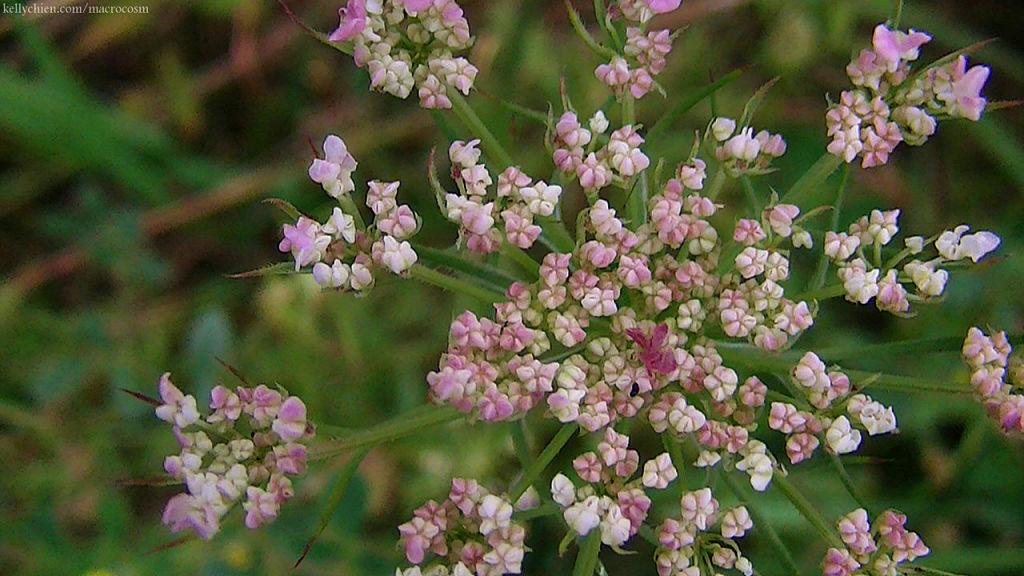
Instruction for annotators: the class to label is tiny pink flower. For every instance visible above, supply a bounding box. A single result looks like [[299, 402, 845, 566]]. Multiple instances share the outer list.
[[328, 0, 367, 43]]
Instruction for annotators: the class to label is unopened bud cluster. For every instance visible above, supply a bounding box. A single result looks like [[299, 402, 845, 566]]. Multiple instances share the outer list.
[[155, 373, 313, 539], [827, 24, 990, 167], [397, 479, 525, 576], [710, 117, 787, 177], [329, 0, 477, 108], [824, 508, 929, 576], [962, 327, 1024, 433], [281, 134, 422, 291]]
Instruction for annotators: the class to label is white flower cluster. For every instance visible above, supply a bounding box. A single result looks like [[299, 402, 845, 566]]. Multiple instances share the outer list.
[[826, 210, 1000, 314]]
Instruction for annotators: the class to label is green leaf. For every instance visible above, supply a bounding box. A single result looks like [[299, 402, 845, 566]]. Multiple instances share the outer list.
[[646, 68, 744, 147], [572, 530, 602, 576], [294, 448, 369, 568], [738, 76, 780, 129]]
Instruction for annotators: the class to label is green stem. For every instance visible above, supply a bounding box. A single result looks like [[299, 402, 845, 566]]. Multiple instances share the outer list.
[[412, 242, 517, 289], [828, 451, 873, 513], [740, 176, 761, 216], [537, 215, 577, 254], [715, 343, 974, 395], [409, 264, 504, 302], [888, 0, 905, 29], [572, 530, 602, 576], [501, 242, 541, 280], [772, 473, 844, 549], [781, 152, 844, 208], [511, 421, 533, 472], [311, 405, 463, 460], [509, 423, 577, 503], [810, 165, 849, 291], [565, 0, 617, 59], [721, 472, 802, 576], [448, 91, 515, 169], [337, 193, 366, 230], [811, 336, 967, 363], [706, 169, 727, 202], [792, 283, 848, 302]]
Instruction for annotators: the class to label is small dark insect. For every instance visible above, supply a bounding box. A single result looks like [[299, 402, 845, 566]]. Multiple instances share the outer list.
[[629, 382, 641, 397], [624, 322, 678, 377]]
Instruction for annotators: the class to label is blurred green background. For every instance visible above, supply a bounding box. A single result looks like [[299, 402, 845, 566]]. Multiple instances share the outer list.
[[1, 0, 1022, 575]]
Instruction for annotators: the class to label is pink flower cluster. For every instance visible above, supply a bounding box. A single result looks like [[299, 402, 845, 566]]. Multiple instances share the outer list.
[[825, 210, 1000, 314], [329, 0, 477, 108], [595, 27, 672, 100], [280, 134, 422, 291], [427, 305, 558, 422], [551, 112, 651, 192], [397, 479, 525, 576], [710, 117, 787, 177], [549, 429, 661, 547], [155, 373, 313, 539], [824, 508, 929, 576], [827, 24, 990, 167], [962, 327, 1024, 433], [654, 486, 754, 576], [440, 139, 559, 253], [770, 352, 897, 464]]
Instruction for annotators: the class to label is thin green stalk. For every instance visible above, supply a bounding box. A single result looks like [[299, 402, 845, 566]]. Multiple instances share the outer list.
[[311, 405, 463, 460], [721, 472, 801, 576], [811, 336, 967, 363], [572, 530, 602, 576], [412, 242, 517, 289], [706, 169, 727, 201], [888, 0, 905, 29], [337, 193, 366, 230], [846, 370, 972, 395], [509, 423, 577, 502], [501, 242, 540, 280], [828, 451, 873, 513], [537, 215, 577, 254], [409, 264, 504, 302], [791, 284, 847, 302], [511, 421, 533, 471], [772, 473, 844, 549], [781, 153, 844, 208], [565, 0, 617, 59], [715, 342, 974, 395], [448, 91, 515, 169], [740, 176, 761, 216], [810, 165, 849, 291]]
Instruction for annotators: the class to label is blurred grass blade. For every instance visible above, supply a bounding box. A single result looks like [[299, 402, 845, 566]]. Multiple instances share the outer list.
[[295, 447, 369, 568]]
